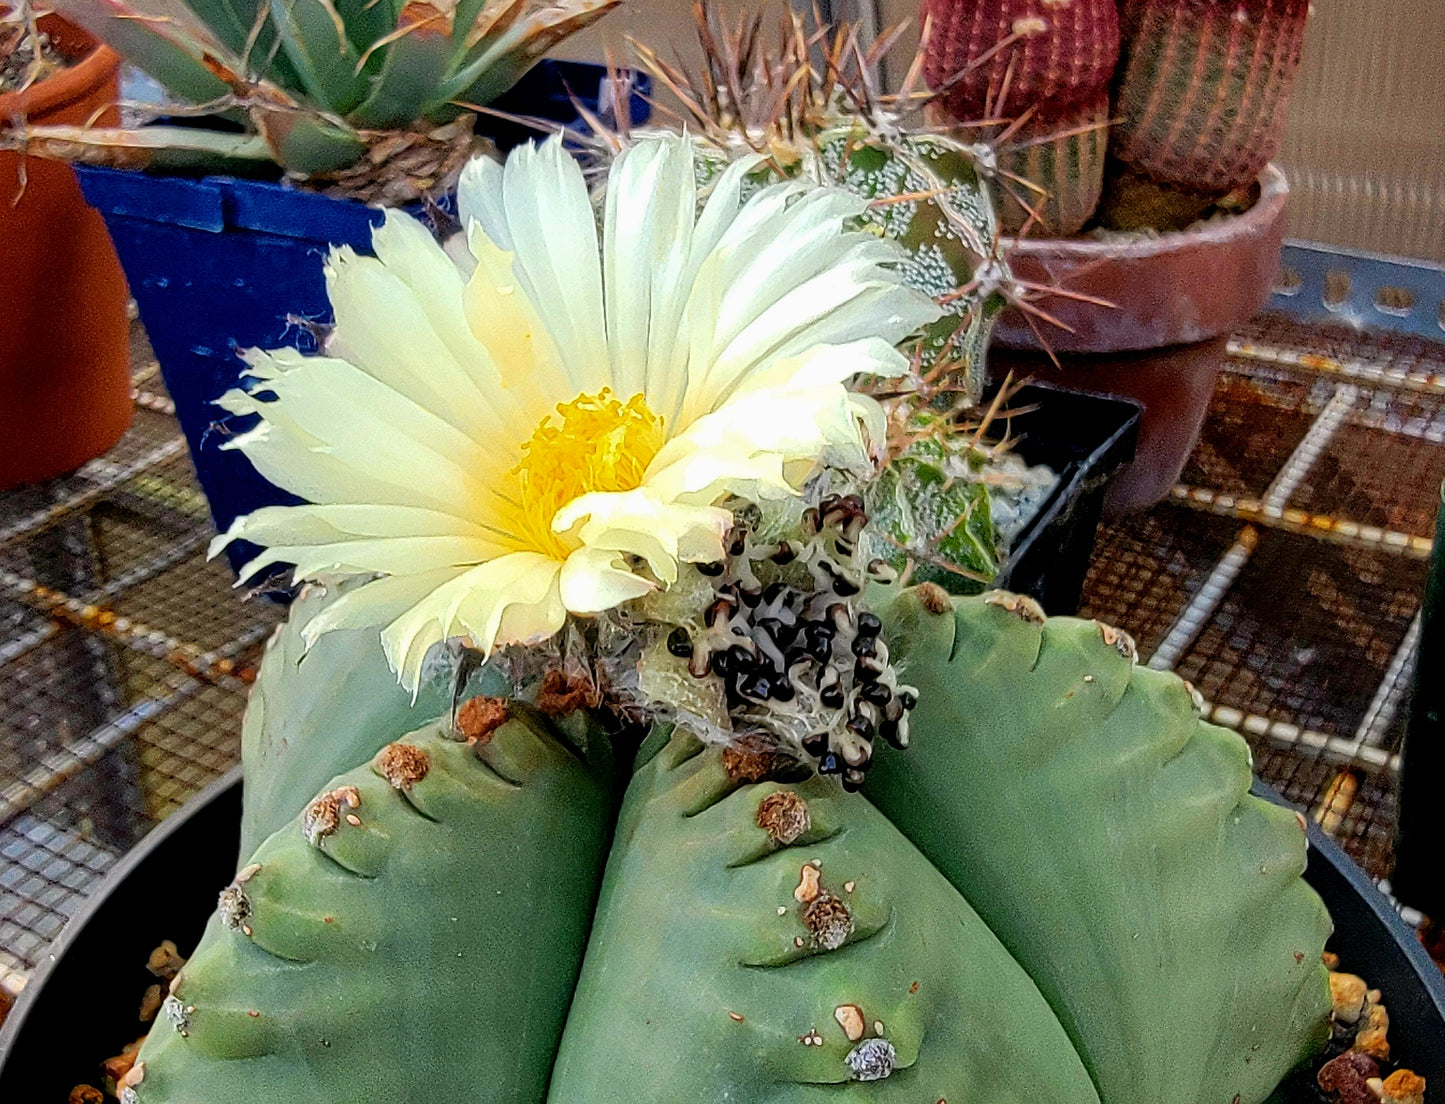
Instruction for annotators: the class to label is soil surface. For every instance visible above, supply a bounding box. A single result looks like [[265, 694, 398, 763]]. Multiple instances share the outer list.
[[0, 24, 67, 95]]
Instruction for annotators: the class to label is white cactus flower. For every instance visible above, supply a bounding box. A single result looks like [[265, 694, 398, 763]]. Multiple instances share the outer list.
[[211, 132, 939, 691]]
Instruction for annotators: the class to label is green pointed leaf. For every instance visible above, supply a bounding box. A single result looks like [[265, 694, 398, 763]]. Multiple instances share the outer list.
[[549, 732, 1102, 1104], [54, 0, 235, 106], [253, 107, 365, 172], [432, 0, 617, 111], [130, 718, 612, 1103], [346, 4, 455, 129], [178, 0, 264, 56], [265, 0, 370, 115], [865, 588, 1334, 1104], [0, 123, 274, 174]]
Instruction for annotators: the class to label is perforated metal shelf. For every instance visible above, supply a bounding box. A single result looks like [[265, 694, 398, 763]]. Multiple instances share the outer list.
[[1082, 308, 1445, 885]]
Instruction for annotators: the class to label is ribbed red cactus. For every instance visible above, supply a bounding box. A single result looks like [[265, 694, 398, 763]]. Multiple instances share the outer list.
[[923, 0, 1119, 236], [1110, 0, 1310, 196], [994, 91, 1111, 235], [922, 0, 1120, 122]]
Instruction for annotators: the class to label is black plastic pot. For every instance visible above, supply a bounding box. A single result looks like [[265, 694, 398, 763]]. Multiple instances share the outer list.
[[987, 382, 1140, 615], [2, 768, 1439, 1097]]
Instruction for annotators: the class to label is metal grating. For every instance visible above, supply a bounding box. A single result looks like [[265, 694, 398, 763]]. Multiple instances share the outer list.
[[0, 326, 281, 998], [1083, 310, 1445, 882]]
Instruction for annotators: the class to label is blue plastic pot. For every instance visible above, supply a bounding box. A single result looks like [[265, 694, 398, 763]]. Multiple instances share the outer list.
[[77, 61, 648, 573]]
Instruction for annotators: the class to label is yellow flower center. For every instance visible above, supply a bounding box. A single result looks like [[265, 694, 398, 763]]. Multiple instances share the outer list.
[[514, 389, 666, 558]]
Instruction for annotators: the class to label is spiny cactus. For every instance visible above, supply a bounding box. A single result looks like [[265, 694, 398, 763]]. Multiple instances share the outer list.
[[921, 0, 1117, 236], [922, 0, 1119, 122], [124, 715, 613, 1103], [6, 0, 617, 193], [864, 586, 1334, 1104], [1102, 0, 1311, 230], [617, 6, 1053, 588], [922, 0, 1310, 234], [547, 728, 1102, 1103], [629, 4, 1010, 402]]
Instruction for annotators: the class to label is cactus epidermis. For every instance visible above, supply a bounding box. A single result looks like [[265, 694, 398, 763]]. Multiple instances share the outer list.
[[865, 586, 1334, 1104], [547, 728, 1101, 1104], [127, 713, 611, 1104]]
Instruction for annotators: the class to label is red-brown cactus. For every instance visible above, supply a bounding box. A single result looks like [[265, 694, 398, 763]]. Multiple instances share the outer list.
[[922, 0, 1120, 122], [923, 0, 1118, 235], [1110, 0, 1310, 198], [995, 91, 1111, 235]]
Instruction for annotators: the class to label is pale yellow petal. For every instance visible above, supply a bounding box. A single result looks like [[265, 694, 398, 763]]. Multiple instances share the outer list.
[[461, 224, 571, 423], [380, 552, 566, 690], [299, 568, 472, 650], [558, 546, 656, 613], [554, 488, 730, 582], [641, 446, 791, 506], [601, 135, 697, 399], [218, 349, 517, 524], [495, 138, 609, 394]]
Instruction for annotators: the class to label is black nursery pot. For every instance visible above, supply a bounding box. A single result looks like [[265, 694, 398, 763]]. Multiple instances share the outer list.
[[2, 771, 1440, 1097], [984, 382, 1141, 616]]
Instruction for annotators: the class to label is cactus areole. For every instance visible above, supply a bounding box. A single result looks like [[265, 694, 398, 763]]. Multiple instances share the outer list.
[[99, 131, 1389, 1104]]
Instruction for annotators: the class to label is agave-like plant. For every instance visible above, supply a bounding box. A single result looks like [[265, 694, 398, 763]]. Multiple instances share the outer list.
[[3, 0, 618, 199]]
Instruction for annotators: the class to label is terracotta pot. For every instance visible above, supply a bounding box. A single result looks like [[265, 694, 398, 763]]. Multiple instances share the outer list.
[[990, 166, 1288, 512], [0, 15, 129, 489]]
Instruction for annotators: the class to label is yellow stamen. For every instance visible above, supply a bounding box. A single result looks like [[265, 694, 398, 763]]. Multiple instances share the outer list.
[[514, 389, 666, 558]]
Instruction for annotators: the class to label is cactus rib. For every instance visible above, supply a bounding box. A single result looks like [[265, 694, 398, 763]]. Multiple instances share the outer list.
[[865, 586, 1334, 1104], [547, 729, 1102, 1104]]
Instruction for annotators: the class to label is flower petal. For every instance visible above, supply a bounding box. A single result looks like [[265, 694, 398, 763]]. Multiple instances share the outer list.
[[553, 488, 731, 583], [213, 502, 517, 581], [602, 134, 697, 401], [493, 137, 609, 394], [217, 349, 519, 524], [380, 552, 565, 690], [299, 568, 472, 650], [558, 546, 656, 613]]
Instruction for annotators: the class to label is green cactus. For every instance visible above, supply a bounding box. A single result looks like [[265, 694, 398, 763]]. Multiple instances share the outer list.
[[863, 435, 1001, 592], [6, 0, 616, 188], [1103, 0, 1311, 230], [813, 125, 1005, 398], [127, 715, 612, 1104], [239, 580, 447, 858], [631, 6, 1008, 405], [547, 728, 1102, 1104], [864, 586, 1334, 1104], [986, 94, 1111, 238]]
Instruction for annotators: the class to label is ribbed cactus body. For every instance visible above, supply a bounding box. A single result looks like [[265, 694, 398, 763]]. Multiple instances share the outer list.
[[1110, 0, 1310, 196], [865, 587, 1333, 1104], [239, 581, 448, 859], [128, 717, 613, 1104], [922, 0, 1120, 121], [817, 127, 1004, 392], [993, 92, 1110, 236], [547, 730, 1102, 1103]]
